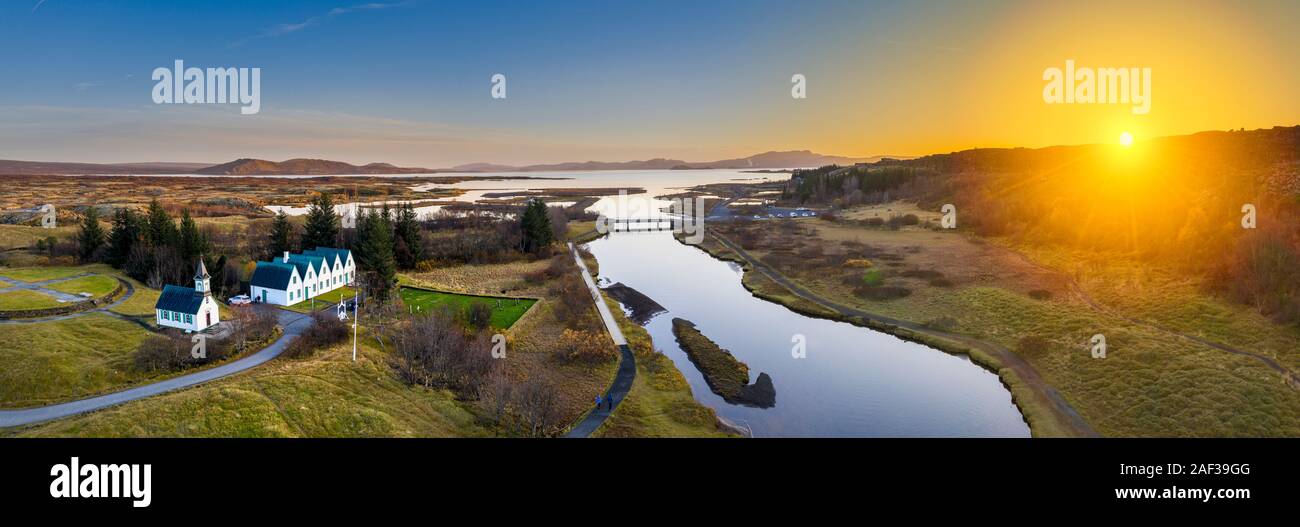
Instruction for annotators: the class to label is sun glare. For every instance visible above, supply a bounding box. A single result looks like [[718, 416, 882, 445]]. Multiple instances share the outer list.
[[1119, 131, 1134, 147]]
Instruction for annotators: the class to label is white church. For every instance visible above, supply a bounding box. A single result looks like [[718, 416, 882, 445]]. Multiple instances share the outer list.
[[249, 247, 355, 306], [155, 259, 221, 332]]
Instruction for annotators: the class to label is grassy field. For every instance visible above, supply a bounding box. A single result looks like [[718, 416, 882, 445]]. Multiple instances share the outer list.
[[404, 259, 552, 297], [0, 264, 228, 408], [1, 255, 733, 437], [0, 313, 154, 408], [399, 287, 535, 329], [45, 274, 119, 297], [0, 224, 78, 251], [0, 266, 88, 282], [708, 210, 1300, 437], [0, 289, 66, 311], [9, 339, 489, 437], [567, 220, 603, 244]]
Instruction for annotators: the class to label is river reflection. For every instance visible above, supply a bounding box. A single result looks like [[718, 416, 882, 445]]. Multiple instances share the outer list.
[[585, 231, 1031, 437]]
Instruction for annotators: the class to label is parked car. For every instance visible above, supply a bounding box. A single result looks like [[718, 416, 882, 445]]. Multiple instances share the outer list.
[[228, 294, 252, 306]]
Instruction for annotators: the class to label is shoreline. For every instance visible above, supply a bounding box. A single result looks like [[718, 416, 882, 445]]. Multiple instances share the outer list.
[[685, 230, 1097, 438]]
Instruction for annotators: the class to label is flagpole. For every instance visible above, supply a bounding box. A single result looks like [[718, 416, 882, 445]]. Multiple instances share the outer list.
[[351, 291, 359, 362]]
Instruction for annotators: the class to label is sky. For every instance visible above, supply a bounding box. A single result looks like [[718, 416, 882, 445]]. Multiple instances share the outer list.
[[1, 0, 1298, 167]]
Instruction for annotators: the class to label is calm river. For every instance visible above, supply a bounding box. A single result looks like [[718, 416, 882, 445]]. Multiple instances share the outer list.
[[584, 231, 1030, 437]]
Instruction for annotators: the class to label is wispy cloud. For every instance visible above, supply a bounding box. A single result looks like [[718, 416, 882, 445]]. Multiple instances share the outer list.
[[231, 1, 411, 47], [31, 0, 48, 12], [74, 82, 102, 92]]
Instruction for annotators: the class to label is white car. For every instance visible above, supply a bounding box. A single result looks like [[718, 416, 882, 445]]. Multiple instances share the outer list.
[[228, 294, 252, 306]]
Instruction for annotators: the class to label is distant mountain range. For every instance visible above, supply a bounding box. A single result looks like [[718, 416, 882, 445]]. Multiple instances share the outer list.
[[194, 158, 432, 175], [449, 151, 908, 172], [0, 150, 907, 176], [0, 160, 214, 175]]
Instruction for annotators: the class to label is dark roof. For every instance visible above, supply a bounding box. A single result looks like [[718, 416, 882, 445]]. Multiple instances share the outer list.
[[286, 254, 326, 274], [250, 261, 298, 290], [304, 247, 351, 266], [155, 285, 204, 314], [194, 258, 209, 280]]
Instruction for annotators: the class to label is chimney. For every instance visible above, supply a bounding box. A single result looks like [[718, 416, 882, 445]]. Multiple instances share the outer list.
[[283, 251, 290, 263]]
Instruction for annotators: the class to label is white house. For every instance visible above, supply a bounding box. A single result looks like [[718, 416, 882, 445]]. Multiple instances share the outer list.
[[249, 247, 354, 306], [302, 247, 356, 291], [155, 259, 221, 332], [250, 260, 303, 306]]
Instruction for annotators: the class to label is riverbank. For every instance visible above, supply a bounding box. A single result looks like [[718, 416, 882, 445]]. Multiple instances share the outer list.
[[690, 230, 1092, 438]]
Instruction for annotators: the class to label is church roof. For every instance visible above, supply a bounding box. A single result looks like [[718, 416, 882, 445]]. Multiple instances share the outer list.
[[155, 285, 204, 314], [194, 258, 210, 280]]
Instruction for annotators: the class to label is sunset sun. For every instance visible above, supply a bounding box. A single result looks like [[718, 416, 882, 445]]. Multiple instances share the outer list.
[[1119, 131, 1135, 147]]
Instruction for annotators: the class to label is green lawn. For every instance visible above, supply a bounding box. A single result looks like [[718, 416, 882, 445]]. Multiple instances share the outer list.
[[399, 287, 536, 329], [0, 289, 66, 311], [45, 275, 119, 297], [0, 266, 87, 282]]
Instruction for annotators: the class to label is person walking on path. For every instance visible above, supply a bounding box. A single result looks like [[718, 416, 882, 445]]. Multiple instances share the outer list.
[[594, 394, 603, 413]]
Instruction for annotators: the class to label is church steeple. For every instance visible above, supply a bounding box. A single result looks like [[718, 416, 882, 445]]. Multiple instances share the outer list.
[[194, 258, 211, 296]]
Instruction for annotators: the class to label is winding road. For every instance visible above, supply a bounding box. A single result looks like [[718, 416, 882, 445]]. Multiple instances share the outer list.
[[0, 310, 310, 428], [707, 231, 1100, 438], [563, 242, 636, 438]]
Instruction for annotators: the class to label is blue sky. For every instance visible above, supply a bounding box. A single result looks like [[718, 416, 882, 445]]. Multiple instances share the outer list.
[[2, 0, 1297, 166]]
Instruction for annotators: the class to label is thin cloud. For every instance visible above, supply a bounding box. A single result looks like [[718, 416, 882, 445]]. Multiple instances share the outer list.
[[31, 0, 48, 12], [74, 82, 102, 91], [231, 2, 411, 47]]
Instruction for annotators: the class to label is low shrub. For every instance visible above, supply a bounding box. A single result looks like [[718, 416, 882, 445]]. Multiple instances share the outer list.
[[284, 311, 350, 358]]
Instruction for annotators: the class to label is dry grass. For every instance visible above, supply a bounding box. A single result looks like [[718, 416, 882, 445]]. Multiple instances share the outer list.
[[710, 206, 1300, 437]]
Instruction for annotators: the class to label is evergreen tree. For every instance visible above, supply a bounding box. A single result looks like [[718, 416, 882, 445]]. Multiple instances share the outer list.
[[145, 199, 177, 247], [355, 208, 397, 302], [269, 210, 295, 258], [208, 254, 228, 298], [106, 208, 142, 267], [178, 209, 208, 262], [393, 202, 423, 269], [302, 192, 339, 250], [77, 205, 106, 262], [520, 198, 554, 254]]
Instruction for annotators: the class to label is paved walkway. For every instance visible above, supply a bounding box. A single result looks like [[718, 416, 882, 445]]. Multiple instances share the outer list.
[[708, 231, 1099, 438], [0, 310, 311, 428], [564, 242, 635, 438]]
